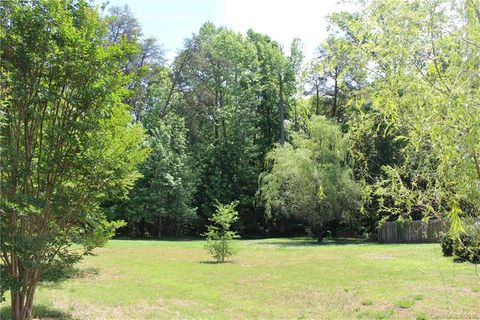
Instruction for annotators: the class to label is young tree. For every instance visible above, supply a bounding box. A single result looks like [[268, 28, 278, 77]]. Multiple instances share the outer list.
[[203, 201, 240, 263], [259, 116, 363, 241], [0, 1, 147, 319]]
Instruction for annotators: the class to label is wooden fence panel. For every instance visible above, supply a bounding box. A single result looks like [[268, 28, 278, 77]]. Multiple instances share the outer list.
[[378, 220, 449, 243]]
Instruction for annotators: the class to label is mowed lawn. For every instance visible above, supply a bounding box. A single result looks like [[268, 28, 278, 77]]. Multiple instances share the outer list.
[[1, 239, 479, 319]]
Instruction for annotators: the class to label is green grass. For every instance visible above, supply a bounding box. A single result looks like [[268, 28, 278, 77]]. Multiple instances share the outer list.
[[361, 299, 374, 306], [394, 299, 415, 309], [1, 238, 479, 319]]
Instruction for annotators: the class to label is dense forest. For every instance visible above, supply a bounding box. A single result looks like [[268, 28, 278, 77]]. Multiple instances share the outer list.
[[97, 0, 480, 240]]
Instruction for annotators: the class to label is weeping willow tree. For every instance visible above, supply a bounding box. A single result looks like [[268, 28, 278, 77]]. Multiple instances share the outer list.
[[258, 116, 363, 241]]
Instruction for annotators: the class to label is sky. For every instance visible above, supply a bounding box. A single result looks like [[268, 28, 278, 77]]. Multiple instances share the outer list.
[[103, 0, 355, 61]]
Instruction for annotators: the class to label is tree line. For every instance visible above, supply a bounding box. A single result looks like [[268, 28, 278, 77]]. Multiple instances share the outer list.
[[103, 6, 305, 238], [101, 1, 479, 241]]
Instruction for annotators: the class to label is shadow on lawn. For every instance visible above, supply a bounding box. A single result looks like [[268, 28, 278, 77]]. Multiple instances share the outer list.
[[40, 266, 100, 290], [258, 238, 373, 247], [113, 236, 201, 241], [0, 304, 76, 320], [0, 267, 97, 319], [199, 260, 234, 264], [68, 267, 99, 279]]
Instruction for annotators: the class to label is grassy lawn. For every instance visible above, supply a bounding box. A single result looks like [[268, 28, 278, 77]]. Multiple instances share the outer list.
[[1, 238, 479, 319]]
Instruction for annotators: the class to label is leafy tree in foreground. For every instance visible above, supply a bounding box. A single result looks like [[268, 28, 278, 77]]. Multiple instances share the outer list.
[[203, 201, 240, 262], [0, 1, 147, 319], [326, 0, 479, 243], [259, 116, 363, 241]]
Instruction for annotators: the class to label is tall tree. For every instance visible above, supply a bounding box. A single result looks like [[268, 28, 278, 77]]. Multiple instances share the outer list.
[[307, 35, 366, 123], [247, 30, 283, 150], [0, 1, 147, 318], [108, 67, 199, 238], [175, 23, 263, 230], [106, 5, 165, 121]]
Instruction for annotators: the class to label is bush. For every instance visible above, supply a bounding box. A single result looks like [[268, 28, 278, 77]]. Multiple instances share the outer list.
[[203, 201, 240, 263], [450, 221, 480, 263], [453, 224, 480, 263], [441, 233, 454, 256]]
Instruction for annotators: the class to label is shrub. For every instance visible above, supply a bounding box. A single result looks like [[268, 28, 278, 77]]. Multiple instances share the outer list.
[[203, 201, 240, 263], [441, 233, 454, 256], [453, 224, 480, 263]]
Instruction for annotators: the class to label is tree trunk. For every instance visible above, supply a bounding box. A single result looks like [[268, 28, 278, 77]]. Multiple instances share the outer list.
[[332, 69, 339, 119], [315, 84, 320, 115], [139, 218, 145, 237], [157, 216, 162, 239], [278, 73, 285, 145], [11, 290, 36, 320], [332, 82, 338, 118], [11, 269, 38, 320], [316, 224, 324, 243], [11, 291, 21, 320], [473, 152, 480, 181], [130, 220, 137, 238], [266, 105, 271, 143]]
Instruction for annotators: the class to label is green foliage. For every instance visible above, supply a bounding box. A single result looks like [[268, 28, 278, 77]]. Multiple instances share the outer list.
[[325, 0, 480, 239], [440, 220, 479, 262], [110, 113, 198, 238], [103, 11, 198, 237], [306, 35, 366, 123], [259, 116, 363, 239], [168, 23, 303, 234], [453, 221, 480, 263], [441, 233, 454, 257], [203, 201, 240, 262], [0, 0, 146, 316]]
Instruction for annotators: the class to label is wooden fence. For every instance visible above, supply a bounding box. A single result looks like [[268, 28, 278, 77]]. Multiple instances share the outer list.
[[378, 219, 449, 243]]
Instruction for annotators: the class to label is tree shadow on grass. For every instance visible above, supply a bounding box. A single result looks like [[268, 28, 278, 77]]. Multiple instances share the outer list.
[[113, 236, 201, 242], [257, 237, 373, 247], [0, 304, 76, 320], [67, 267, 99, 279], [40, 266, 100, 290], [199, 260, 234, 264]]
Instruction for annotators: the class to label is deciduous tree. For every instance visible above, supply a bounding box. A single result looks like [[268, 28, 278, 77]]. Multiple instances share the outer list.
[[0, 1, 147, 318], [259, 116, 363, 241]]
